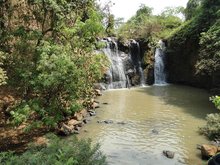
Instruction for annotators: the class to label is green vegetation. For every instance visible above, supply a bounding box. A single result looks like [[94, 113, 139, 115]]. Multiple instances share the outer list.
[[200, 96, 220, 139], [0, 0, 109, 128], [117, 4, 183, 41], [0, 134, 106, 165], [168, 0, 220, 85]]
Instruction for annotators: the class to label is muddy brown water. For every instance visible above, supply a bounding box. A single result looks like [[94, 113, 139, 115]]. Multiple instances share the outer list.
[[78, 85, 216, 165]]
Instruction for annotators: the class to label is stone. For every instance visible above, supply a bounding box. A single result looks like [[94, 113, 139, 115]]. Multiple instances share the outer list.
[[152, 129, 159, 134], [89, 110, 96, 116], [95, 89, 102, 96], [60, 123, 74, 135], [67, 119, 79, 126], [79, 109, 87, 117], [92, 102, 100, 109], [163, 150, 175, 159], [102, 102, 108, 105], [201, 144, 219, 159], [74, 113, 83, 121], [117, 121, 126, 125], [104, 120, 113, 124], [74, 126, 81, 131], [83, 119, 88, 124]]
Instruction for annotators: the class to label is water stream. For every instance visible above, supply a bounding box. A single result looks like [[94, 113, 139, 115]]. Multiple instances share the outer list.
[[78, 85, 216, 165], [154, 40, 167, 85]]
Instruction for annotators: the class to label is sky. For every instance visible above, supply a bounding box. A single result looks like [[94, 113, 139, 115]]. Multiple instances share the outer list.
[[98, 0, 188, 21]]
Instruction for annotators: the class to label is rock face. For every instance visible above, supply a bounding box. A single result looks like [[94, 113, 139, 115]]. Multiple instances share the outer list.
[[167, 34, 220, 90]]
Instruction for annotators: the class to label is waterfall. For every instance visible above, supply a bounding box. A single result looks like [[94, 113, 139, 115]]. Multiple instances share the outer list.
[[130, 40, 145, 86], [102, 38, 127, 89], [154, 40, 167, 85]]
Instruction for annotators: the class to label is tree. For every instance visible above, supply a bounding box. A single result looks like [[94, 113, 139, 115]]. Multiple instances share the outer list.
[[185, 0, 202, 20]]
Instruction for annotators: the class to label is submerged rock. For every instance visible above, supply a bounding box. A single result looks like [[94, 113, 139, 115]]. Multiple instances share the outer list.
[[152, 129, 159, 134], [117, 121, 126, 125], [97, 120, 114, 124], [163, 150, 175, 159]]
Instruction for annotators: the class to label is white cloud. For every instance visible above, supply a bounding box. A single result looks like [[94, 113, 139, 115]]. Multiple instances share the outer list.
[[98, 0, 188, 21]]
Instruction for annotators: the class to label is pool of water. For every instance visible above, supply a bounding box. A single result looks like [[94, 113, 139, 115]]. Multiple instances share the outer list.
[[78, 85, 216, 165]]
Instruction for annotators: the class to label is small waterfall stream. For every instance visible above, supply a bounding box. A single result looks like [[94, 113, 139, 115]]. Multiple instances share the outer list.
[[154, 40, 167, 85], [102, 39, 127, 89], [101, 38, 145, 89]]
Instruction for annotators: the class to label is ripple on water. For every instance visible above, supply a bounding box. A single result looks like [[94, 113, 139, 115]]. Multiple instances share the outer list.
[[78, 86, 216, 165]]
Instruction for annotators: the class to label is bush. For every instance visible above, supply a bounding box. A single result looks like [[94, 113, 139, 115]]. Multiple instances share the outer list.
[[200, 96, 220, 139], [200, 113, 220, 139], [0, 134, 107, 165]]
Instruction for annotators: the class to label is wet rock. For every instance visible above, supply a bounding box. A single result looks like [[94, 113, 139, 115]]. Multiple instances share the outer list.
[[201, 144, 219, 159], [88, 110, 96, 116], [92, 102, 100, 109], [59, 123, 74, 135], [83, 119, 89, 124], [95, 89, 102, 96], [104, 120, 113, 124], [102, 102, 108, 105], [74, 126, 81, 131], [163, 150, 175, 159], [152, 129, 159, 134], [67, 119, 79, 126], [117, 121, 126, 125], [97, 120, 113, 124]]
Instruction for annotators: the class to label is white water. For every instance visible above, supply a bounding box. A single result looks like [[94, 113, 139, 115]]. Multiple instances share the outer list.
[[154, 40, 167, 85], [102, 39, 127, 89]]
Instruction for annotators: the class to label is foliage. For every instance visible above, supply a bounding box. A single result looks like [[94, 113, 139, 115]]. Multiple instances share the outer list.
[[200, 96, 220, 139], [0, 134, 107, 165], [117, 5, 183, 41], [200, 113, 220, 139], [210, 96, 220, 110], [184, 0, 202, 20], [195, 20, 220, 76], [0, 1, 108, 128]]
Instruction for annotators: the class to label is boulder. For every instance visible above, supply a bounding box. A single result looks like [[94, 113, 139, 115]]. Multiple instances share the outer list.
[[59, 123, 74, 135], [92, 102, 99, 109], [79, 109, 87, 118], [88, 110, 96, 116], [163, 150, 175, 159], [201, 144, 219, 159], [67, 119, 79, 126], [104, 120, 113, 124], [95, 89, 102, 96], [74, 113, 83, 121]]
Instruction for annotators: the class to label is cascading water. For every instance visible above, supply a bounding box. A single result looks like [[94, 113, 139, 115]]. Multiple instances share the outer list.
[[102, 38, 127, 89], [154, 40, 167, 85]]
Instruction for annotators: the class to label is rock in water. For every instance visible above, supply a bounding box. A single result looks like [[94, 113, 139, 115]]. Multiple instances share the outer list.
[[163, 150, 175, 159]]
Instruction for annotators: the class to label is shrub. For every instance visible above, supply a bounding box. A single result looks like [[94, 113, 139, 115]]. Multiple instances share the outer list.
[[0, 134, 107, 165], [200, 96, 220, 139]]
